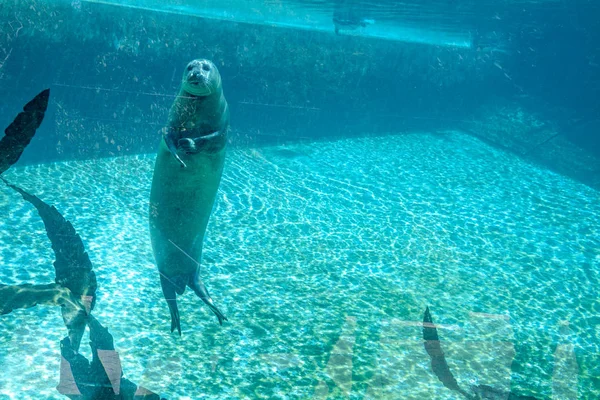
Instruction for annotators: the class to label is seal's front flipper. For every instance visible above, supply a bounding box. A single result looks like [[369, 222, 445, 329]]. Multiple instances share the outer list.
[[181, 130, 225, 154], [193, 130, 222, 143], [162, 127, 187, 168], [189, 273, 227, 325], [178, 137, 197, 154], [160, 274, 182, 335], [186, 129, 227, 154]]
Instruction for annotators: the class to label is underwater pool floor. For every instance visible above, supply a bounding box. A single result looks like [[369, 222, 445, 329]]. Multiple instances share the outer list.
[[0, 131, 598, 399]]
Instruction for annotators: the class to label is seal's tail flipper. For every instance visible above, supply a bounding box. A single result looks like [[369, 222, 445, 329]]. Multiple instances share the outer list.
[[160, 274, 182, 335], [189, 274, 227, 326], [0, 88, 50, 175]]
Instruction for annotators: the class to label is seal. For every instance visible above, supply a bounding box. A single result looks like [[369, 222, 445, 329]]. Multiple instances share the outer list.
[[149, 59, 229, 335]]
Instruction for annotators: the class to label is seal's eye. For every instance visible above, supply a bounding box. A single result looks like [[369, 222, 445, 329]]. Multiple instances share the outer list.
[[187, 65, 194, 71], [202, 64, 211, 71]]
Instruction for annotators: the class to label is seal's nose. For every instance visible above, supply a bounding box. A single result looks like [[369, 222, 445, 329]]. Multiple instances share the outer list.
[[190, 68, 208, 82]]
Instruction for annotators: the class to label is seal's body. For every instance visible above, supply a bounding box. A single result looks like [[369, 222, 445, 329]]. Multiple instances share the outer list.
[[149, 59, 228, 335]]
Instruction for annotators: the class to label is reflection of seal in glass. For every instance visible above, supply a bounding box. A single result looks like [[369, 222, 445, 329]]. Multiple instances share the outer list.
[[423, 307, 541, 400], [0, 88, 49, 175], [0, 88, 96, 353], [332, 0, 374, 35], [58, 315, 165, 400], [3, 178, 97, 352], [0, 89, 164, 399]]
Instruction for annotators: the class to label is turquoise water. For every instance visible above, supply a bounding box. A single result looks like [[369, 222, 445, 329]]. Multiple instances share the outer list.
[[79, 0, 472, 47], [1, 132, 597, 399]]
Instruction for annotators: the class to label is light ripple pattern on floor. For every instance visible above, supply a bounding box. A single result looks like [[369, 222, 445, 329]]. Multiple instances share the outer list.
[[0, 131, 598, 399]]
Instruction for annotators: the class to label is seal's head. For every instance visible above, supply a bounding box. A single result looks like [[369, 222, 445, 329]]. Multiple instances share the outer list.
[[181, 59, 222, 97]]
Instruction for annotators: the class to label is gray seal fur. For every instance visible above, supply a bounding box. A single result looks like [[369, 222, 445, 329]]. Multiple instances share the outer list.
[[149, 59, 229, 335]]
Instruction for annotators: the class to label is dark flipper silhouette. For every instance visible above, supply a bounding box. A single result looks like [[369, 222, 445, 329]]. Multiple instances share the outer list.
[[159, 270, 227, 336], [2, 178, 97, 351], [59, 314, 164, 400], [423, 306, 473, 399], [0, 88, 49, 175], [189, 271, 227, 327], [423, 307, 543, 400], [160, 274, 183, 335]]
